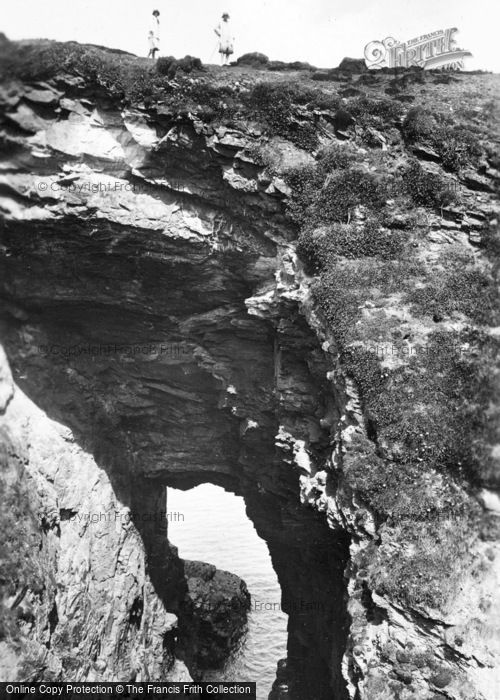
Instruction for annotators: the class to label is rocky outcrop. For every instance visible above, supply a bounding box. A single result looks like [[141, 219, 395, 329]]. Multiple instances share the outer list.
[[269, 659, 291, 699], [0, 41, 499, 700], [0, 348, 189, 683], [178, 561, 250, 673]]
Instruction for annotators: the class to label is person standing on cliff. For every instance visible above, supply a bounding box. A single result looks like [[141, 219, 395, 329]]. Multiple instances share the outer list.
[[214, 13, 234, 66], [147, 9, 160, 60]]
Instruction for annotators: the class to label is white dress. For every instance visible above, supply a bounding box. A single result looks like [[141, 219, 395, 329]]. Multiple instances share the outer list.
[[149, 17, 160, 50], [215, 21, 234, 54]]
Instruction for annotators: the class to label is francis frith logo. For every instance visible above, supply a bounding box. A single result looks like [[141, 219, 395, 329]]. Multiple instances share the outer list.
[[364, 28, 472, 71]]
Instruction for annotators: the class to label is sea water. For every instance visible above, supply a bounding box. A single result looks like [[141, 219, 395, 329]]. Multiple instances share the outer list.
[[167, 484, 288, 700]]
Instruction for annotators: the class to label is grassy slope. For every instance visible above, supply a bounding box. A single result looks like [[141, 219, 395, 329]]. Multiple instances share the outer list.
[[1, 40, 500, 613]]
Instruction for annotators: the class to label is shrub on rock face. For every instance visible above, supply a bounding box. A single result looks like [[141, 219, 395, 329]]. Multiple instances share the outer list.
[[347, 95, 405, 128], [402, 107, 482, 172], [286, 161, 390, 226], [402, 161, 456, 208], [181, 55, 203, 72], [337, 57, 368, 73], [333, 108, 356, 133], [267, 60, 315, 72], [156, 55, 203, 78], [235, 52, 269, 67], [402, 106, 438, 143], [431, 669, 454, 688], [298, 222, 405, 269], [285, 163, 323, 225], [317, 143, 357, 172], [408, 253, 500, 326], [318, 169, 389, 223], [156, 56, 177, 77], [245, 82, 320, 150], [438, 125, 482, 172]]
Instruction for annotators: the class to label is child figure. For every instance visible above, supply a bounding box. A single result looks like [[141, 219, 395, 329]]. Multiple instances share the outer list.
[[148, 10, 160, 60], [214, 13, 234, 66]]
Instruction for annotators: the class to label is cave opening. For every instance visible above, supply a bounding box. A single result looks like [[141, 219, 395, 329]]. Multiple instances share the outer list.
[[168, 483, 288, 700]]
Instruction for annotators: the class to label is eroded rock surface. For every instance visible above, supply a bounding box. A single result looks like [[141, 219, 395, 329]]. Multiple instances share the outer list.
[[0, 348, 190, 683]]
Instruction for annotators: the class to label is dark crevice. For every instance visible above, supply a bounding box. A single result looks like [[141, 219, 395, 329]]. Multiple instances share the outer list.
[[365, 417, 378, 443], [360, 582, 388, 625], [128, 597, 143, 628], [59, 508, 77, 521], [47, 601, 59, 648]]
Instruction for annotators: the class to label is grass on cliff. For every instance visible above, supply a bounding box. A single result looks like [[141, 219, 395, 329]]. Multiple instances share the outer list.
[[402, 105, 483, 172], [363, 516, 481, 612], [297, 222, 406, 269], [283, 130, 499, 495], [345, 94, 405, 129], [279, 83, 499, 611], [0, 41, 341, 144], [286, 144, 392, 227], [408, 253, 500, 325], [310, 253, 500, 485], [242, 82, 340, 150], [0, 41, 209, 106], [342, 331, 500, 486], [401, 160, 458, 208], [311, 257, 500, 608]]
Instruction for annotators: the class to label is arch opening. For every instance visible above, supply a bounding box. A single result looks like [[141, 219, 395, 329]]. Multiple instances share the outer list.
[[168, 483, 288, 700]]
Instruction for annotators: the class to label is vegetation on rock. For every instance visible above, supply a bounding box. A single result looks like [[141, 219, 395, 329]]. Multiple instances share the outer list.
[[278, 70, 498, 611], [402, 105, 483, 172]]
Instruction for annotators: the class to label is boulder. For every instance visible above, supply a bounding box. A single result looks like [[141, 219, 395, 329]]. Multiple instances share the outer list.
[[177, 560, 250, 672]]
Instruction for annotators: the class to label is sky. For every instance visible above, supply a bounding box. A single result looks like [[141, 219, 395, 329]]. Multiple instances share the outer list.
[[2, 0, 499, 72]]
